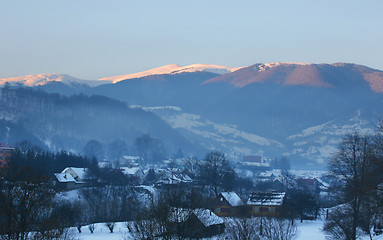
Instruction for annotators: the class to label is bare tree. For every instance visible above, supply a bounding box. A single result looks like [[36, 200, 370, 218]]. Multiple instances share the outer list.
[[135, 134, 166, 164], [225, 217, 261, 240], [0, 177, 55, 240], [323, 204, 359, 240], [126, 219, 164, 240], [59, 228, 80, 240], [31, 228, 79, 240], [325, 132, 376, 240], [197, 151, 233, 195], [88, 224, 96, 234], [105, 222, 115, 233], [262, 218, 297, 240]]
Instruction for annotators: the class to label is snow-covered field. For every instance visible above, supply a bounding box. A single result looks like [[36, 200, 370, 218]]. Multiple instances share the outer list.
[[73, 220, 327, 240], [73, 220, 383, 239], [297, 220, 325, 240]]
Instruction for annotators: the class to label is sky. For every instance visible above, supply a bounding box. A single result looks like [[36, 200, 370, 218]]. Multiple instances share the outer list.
[[1, 0, 383, 80]]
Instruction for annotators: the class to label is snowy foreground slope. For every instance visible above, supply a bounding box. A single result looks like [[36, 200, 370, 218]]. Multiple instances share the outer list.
[[73, 220, 326, 240], [72, 220, 383, 240]]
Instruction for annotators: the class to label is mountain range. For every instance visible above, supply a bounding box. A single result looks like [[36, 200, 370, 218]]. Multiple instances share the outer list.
[[1, 62, 383, 168]]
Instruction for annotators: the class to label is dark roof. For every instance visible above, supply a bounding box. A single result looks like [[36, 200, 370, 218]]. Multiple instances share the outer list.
[[247, 192, 285, 206]]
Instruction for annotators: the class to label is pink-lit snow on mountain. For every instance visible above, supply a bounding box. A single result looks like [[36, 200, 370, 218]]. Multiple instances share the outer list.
[[0, 73, 109, 87], [99, 64, 242, 83], [203, 62, 383, 92]]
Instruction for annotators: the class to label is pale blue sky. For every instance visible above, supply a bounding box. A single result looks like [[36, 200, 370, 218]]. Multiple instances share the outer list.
[[1, 0, 382, 79]]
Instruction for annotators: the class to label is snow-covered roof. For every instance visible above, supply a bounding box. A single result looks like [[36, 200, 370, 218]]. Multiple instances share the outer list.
[[289, 170, 328, 179], [220, 192, 244, 207], [55, 173, 75, 183], [242, 162, 271, 167], [193, 209, 224, 227], [257, 171, 278, 178], [62, 167, 94, 180], [247, 192, 285, 206], [315, 177, 330, 188], [154, 168, 193, 184], [120, 166, 142, 175], [168, 208, 223, 227], [98, 161, 111, 168], [54, 173, 84, 183], [121, 155, 140, 160]]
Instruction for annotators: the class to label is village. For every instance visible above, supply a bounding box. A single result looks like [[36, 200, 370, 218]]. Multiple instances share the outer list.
[[1, 139, 378, 239], [50, 148, 330, 239]]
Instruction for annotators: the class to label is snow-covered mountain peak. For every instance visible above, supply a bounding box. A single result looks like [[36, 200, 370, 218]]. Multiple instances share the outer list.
[[99, 64, 242, 83], [256, 62, 311, 72], [170, 64, 242, 75], [0, 73, 109, 87]]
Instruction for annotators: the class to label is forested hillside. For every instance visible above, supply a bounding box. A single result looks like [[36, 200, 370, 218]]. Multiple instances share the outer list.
[[0, 86, 202, 158]]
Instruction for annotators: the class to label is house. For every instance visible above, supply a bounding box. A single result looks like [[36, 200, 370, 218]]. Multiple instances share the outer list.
[[98, 159, 112, 168], [54, 172, 86, 190], [242, 155, 272, 167], [314, 177, 330, 191], [214, 192, 244, 217], [257, 171, 278, 180], [121, 166, 144, 178], [241, 155, 272, 170], [168, 208, 225, 238], [255, 170, 296, 191], [120, 166, 144, 184], [247, 192, 285, 217], [256, 178, 285, 192], [54, 167, 96, 190], [185, 209, 225, 238], [0, 142, 15, 167], [61, 167, 95, 182], [154, 168, 193, 185]]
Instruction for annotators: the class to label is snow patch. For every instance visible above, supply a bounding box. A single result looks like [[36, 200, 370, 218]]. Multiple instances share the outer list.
[[99, 64, 243, 83], [140, 105, 284, 161], [140, 105, 182, 112], [0, 73, 108, 87], [256, 62, 311, 72]]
